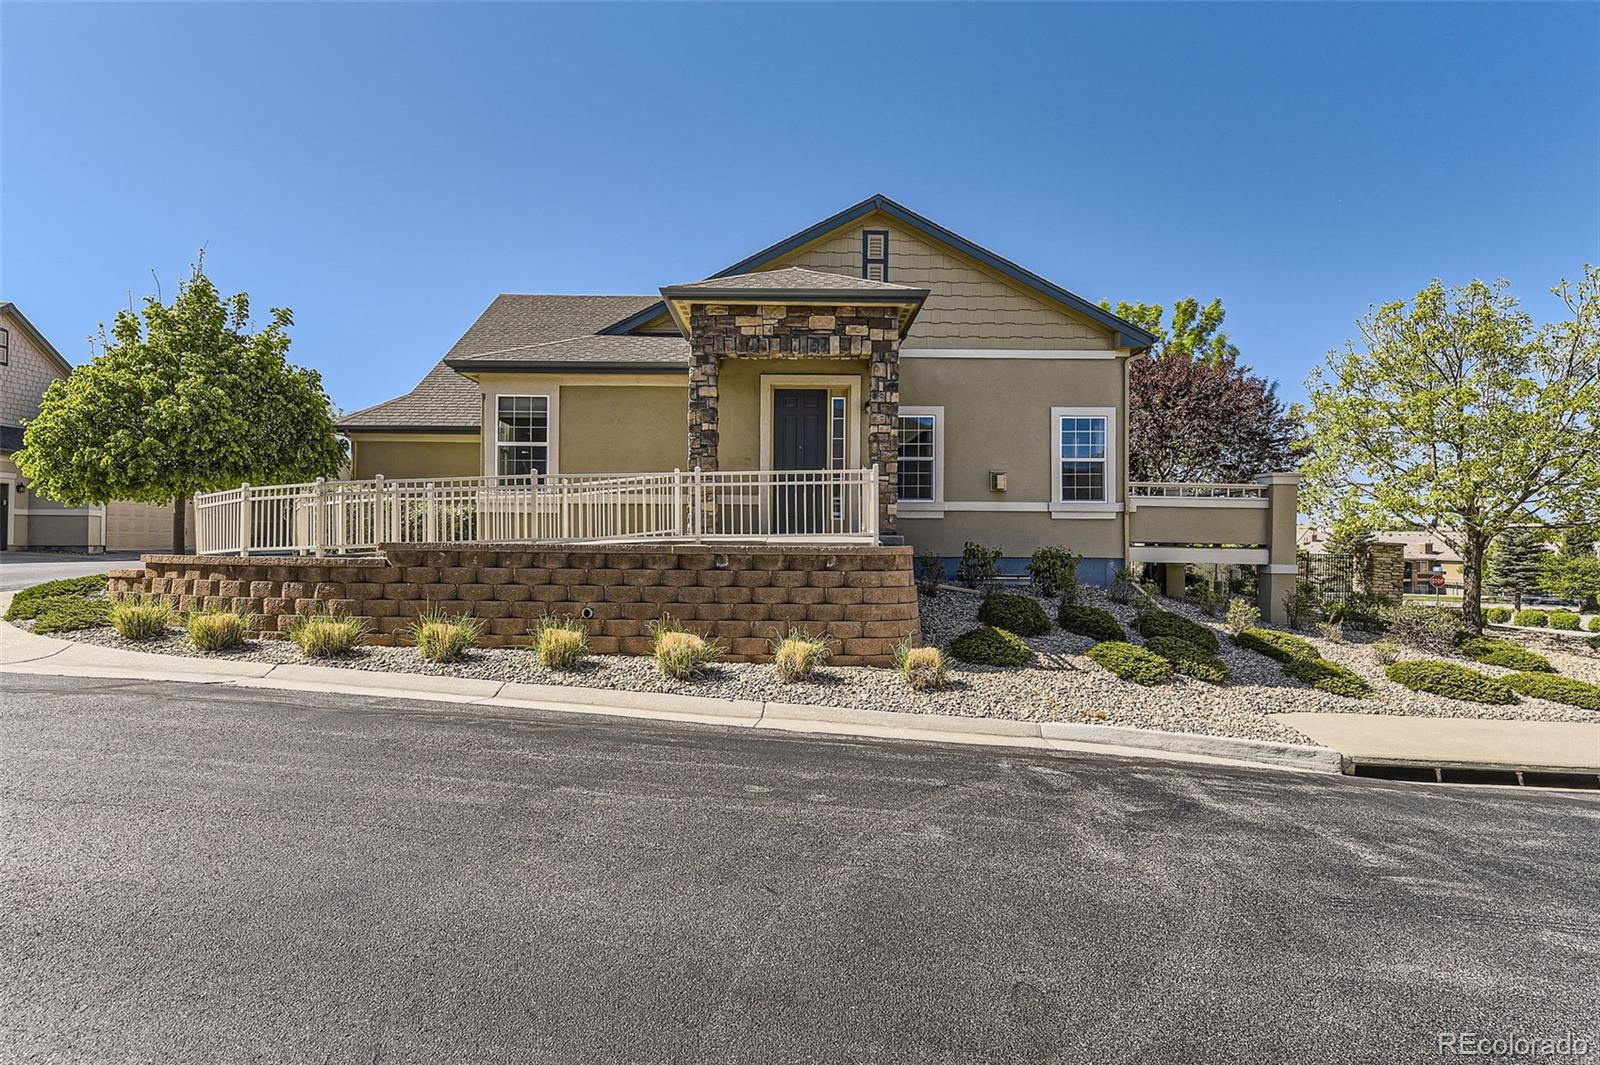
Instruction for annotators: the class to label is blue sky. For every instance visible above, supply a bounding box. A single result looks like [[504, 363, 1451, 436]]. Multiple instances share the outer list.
[[5, 2, 1597, 415]]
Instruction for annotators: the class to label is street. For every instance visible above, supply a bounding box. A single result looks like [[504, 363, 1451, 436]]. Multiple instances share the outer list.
[[0, 551, 143, 592], [2, 674, 1596, 1064]]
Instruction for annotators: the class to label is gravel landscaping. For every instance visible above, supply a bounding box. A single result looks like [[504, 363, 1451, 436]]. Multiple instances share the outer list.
[[21, 582, 1598, 746]]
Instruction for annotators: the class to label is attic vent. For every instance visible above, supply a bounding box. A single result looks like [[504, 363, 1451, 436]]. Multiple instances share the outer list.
[[863, 230, 889, 281]]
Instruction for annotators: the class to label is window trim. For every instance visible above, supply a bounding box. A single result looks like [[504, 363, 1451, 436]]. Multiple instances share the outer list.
[[862, 228, 890, 281], [493, 393, 551, 478], [896, 405, 945, 516], [1049, 406, 1117, 515]]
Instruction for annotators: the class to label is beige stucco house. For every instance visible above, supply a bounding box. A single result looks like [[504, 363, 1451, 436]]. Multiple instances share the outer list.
[[335, 196, 1299, 616]]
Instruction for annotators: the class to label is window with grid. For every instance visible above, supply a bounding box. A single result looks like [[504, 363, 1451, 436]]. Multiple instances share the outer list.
[[897, 414, 937, 502], [1058, 416, 1107, 501], [862, 230, 889, 281], [496, 395, 549, 476]]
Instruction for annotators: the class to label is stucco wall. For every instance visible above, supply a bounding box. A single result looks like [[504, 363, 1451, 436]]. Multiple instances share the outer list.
[[899, 511, 1126, 564], [1127, 506, 1271, 547], [351, 436, 481, 480], [715, 358, 870, 471], [558, 385, 686, 473]]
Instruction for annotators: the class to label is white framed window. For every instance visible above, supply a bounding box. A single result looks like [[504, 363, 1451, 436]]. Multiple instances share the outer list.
[[830, 396, 847, 471], [896, 405, 944, 509], [496, 395, 549, 476], [1050, 406, 1116, 507]]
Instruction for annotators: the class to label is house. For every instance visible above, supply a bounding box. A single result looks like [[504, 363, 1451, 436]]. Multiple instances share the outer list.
[[0, 302, 190, 552], [1298, 525, 1464, 596], [334, 195, 1300, 618]]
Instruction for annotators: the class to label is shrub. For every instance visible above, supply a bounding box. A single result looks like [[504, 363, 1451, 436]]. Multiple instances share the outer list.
[[287, 613, 369, 657], [1143, 635, 1228, 683], [1191, 584, 1229, 618], [915, 551, 944, 597], [1384, 660, 1514, 704], [772, 630, 832, 683], [1503, 672, 1600, 711], [405, 609, 483, 662], [1589, 616, 1600, 633], [1317, 619, 1345, 644], [1058, 603, 1124, 643], [1224, 598, 1261, 637], [896, 644, 948, 691], [1086, 641, 1171, 685], [1132, 610, 1219, 653], [1107, 570, 1139, 605], [1327, 592, 1391, 632], [651, 621, 719, 679], [1283, 656, 1373, 698], [956, 541, 1002, 589], [186, 610, 250, 652], [1234, 626, 1320, 663], [31, 595, 111, 634], [109, 596, 174, 640], [1458, 636, 1554, 673], [1282, 580, 1322, 630], [948, 625, 1033, 666], [1549, 610, 1581, 631], [531, 615, 589, 670], [1512, 608, 1549, 628], [1486, 607, 1513, 624], [1371, 639, 1401, 666], [5, 574, 109, 621], [976, 592, 1051, 637], [1027, 546, 1081, 600], [1384, 604, 1467, 655]]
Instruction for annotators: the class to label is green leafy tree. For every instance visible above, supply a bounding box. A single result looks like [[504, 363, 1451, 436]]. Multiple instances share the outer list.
[[15, 259, 346, 552], [1540, 528, 1600, 611], [1487, 527, 1548, 610], [1301, 267, 1600, 631], [1101, 297, 1238, 365]]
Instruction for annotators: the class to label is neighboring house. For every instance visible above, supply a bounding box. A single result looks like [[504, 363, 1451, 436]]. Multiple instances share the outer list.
[[1298, 525, 1465, 595], [0, 302, 190, 552], [334, 195, 1299, 608]]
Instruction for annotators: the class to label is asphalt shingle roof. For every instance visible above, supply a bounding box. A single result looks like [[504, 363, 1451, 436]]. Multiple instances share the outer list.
[[337, 360, 482, 432]]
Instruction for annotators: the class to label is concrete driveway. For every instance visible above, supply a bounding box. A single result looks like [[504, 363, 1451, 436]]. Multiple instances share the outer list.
[[2, 675, 1596, 1063], [0, 551, 143, 591]]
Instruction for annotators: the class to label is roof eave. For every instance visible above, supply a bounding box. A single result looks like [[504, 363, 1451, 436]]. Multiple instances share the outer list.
[[338, 424, 479, 435], [445, 359, 688, 374]]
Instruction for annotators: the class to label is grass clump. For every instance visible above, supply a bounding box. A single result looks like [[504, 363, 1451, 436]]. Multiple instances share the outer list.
[[186, 610, 250, 652], [5, 574, 109, 621], [1143, 635, 1228, 684], [1385, 660, 1514, 704], [651, 620, 719, 679], [976, 592, 1051, 637], [1549, 610, 1581, 631], [1458, 636, 1554, 673], [1233, 626, 1320, 663], [1057, 603, 1124, 642], [287, 613, 369, 658], [896, 644, 948, 691], [1133, 610, 1219, 653], [32, 595, 112, 633], [1512, 608, 1548, 628], [109, 596, 174, 640], [948, 625, 1033, 666], [772, 629, 832, 683], [531, 615, 590, 670], [1086, 641, 1171, 686], [406, 608, 483, 662], [1502, 672, 1600, 711], [1283, 656, 1372, 698]]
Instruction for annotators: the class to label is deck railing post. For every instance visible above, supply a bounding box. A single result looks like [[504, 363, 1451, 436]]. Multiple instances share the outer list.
[[373, 474, 385, 546], [672, 469, 683, 537], [867, 464, 880, 543], [424, 482, 437, 543], [311, 477, 326, 558], [691, 466, 703, 541], [238, 483, 252, 557]]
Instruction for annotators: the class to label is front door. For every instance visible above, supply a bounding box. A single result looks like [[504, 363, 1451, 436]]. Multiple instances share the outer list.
[[772, 389, 828, 534]]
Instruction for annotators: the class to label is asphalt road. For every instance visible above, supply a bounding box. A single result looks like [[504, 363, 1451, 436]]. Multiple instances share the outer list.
[[0, 551, 143, 591], [3, 675, 1596, 1064]]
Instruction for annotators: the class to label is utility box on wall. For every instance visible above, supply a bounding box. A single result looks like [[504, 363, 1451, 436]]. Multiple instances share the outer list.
[[989, 471, 1007, 493]]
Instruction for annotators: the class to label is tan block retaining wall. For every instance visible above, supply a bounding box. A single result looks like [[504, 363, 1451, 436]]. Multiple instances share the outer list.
[[108, 544, 920, 666]]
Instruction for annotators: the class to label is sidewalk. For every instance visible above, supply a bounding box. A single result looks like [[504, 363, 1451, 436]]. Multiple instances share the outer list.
[[1273, 712, 1600, 774]]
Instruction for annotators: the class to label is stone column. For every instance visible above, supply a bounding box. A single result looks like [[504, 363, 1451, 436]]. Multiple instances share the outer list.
[[687, 324, 721, 472], [867, 336, 900, 538]]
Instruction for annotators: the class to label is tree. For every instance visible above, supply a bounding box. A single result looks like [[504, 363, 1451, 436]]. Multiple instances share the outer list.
[[1486, 527, 1548, 610], [15, 259, 346, 552], [1102, 296, 1239, 365], [1540, 527, 1600, 611], [1301, 267, 1600, 631]]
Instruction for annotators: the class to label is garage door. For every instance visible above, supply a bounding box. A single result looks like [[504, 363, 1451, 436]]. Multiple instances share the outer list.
[[106, 499, 194, 552]]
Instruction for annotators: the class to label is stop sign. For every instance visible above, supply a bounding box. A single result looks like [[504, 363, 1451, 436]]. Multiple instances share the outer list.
[[1429, 573, 1446, 590]]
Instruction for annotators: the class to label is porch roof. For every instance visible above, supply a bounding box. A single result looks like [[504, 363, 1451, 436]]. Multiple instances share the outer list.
[[660, 266, 929, 338]]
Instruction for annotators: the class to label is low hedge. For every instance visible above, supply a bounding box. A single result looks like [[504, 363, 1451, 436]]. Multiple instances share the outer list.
[[1384, 660, 1515, 704], [1058, 604, 1124, 643], [30, 595, 111, 634], [1233, 626, 1320, 663], [1512, 609, 1548, 628], [976, 592, 1051, 637], [1486, 607, 1512, 624], [1548, 610, 1581, 631], [948, 625, 1034, 666], [1457, 636, 1555, 674], [1132, 610, 1219, 653], [1283, 656, 1372, 698], [1142, 635, 1228, 683], [1503, 672, 1600, 712], [1086, 641, 1171, 685], [5, 574, 109, 621]]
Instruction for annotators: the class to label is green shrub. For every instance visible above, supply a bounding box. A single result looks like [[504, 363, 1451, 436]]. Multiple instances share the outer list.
[[915, 551, 944, 597], [405, 608, 483, 662], [1384, 660, 1514, 704], [1283, 656, 1372, 698], [976, 592, 1051, 637], [1327, 592, 1391, 632], [531, 615, 589, 670], [948, 625, 1033, 666], [896, 644, 948, 691], [186, 610, 250, 652], [1384, 604, 1467, 654], [1086, 641, 1171, 685], [31, 595, 111, 633], [956, 541, 1002, 589], [1027, 546, 1081, 600], [1513, 608, 1548, 628], [1224, 598, 1260, 637], [109, 596, 174, 640], [1057, 603, 1124, 643], [5, 574, 109, 621], [1282, 580, 1323, 630], [651, 620, 719, 679], [1132, 610, 1219, 653], [1143, 635, 1228, 684], [1589, 616, 1600, 633], [1233, 626, 1321, 663], [287, 613, 369, 657], [1503, 672, 1600, 711], [1486, 606, 1513, 624], [1371, 639, 1401, 666], [1458, 636, 1554, 673], [772, 629, 832, 683], [1548, 610, 1581, 631]]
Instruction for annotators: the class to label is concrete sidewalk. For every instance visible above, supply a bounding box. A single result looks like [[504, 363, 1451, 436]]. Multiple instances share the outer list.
[[1274, 712, 1600, 774]]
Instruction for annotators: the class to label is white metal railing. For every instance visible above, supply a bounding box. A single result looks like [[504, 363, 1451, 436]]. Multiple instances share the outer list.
[[194, 468, 880, 555], [1128, 481, 1269, 500]]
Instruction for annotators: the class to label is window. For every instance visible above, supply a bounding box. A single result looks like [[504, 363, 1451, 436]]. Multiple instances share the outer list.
[[496, 395, 549, 476], [862, 230, 889, 281], [830, 396, 847, 470], [1055, 412, 1109, 502], [0, 327, 8, 365], [897, 413, 937, 502]]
